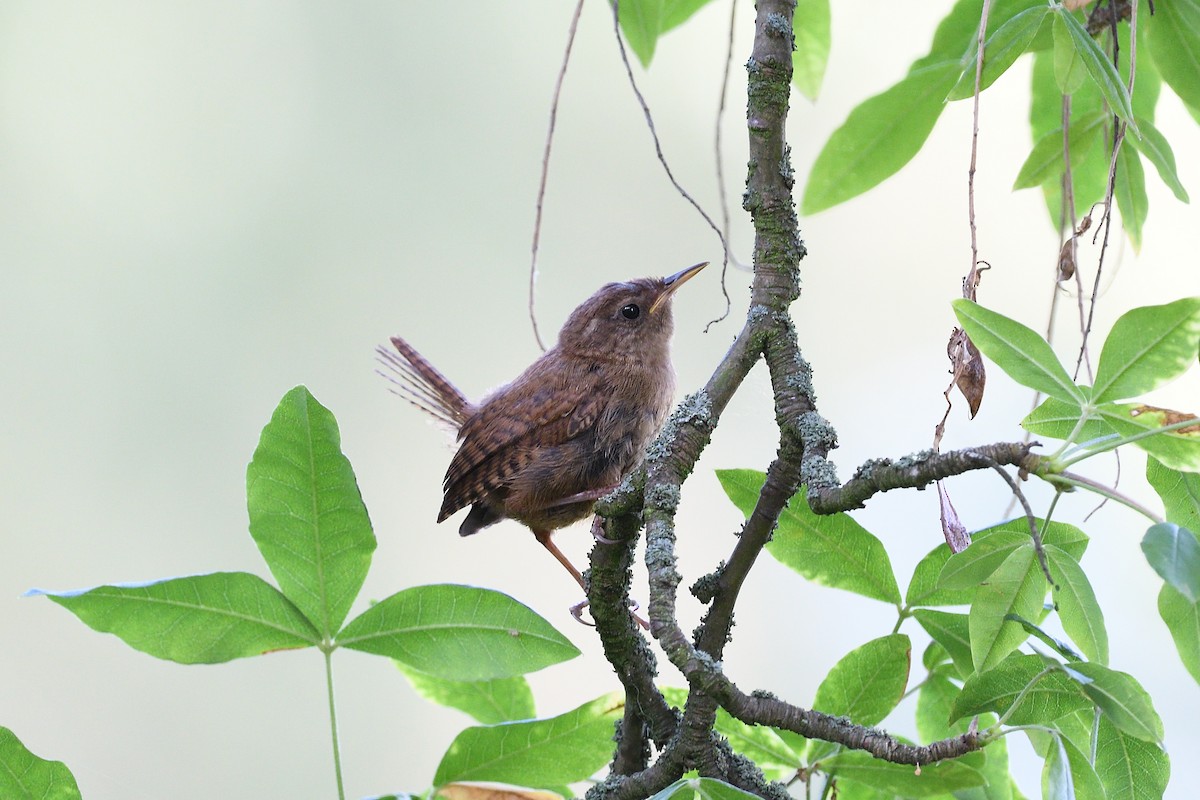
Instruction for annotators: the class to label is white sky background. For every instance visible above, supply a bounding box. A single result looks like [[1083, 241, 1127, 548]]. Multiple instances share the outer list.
[[2, 2, 1198, 798]]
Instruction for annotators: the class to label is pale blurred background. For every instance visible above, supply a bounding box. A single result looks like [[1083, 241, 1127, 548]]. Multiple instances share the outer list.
[[2, 2, 1197, 798]]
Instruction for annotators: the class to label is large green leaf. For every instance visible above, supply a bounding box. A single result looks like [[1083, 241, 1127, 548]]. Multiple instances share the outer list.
[[1070, 663, 1164, 743], [947, 6, 1050, 100], [1147, 456, 1200, 531], [1149, 0, 1200, 112], [802, 61, 961, 214], [1096, 403, 1200, 472], [1158, 584, 1200, 684], [792, 0, 831, 100], [1013, 112, 1108, 190], [1092, 298, 1200, 403], [618, 0, 663, 68], [246, 386, 375, 635], [1045, 544, 1108, 664], [35, 572, 319, 664], [1021, 396, 1110, 443], [1052, 12, 1087, 93], [939, 531, 1029, 590], [337, 584, 579, 680], [812, 634, 911, 726], [1043, 734, 1105, 800], [907, 544, 975, 607], [432, 693, 622, 787], [1094, 716, 1171, 800], [914, 609, 974, 679], [717, 470, 901, 605], [1114, 143, 1148, 251], [1128, 116, 1190, 202], [396, 662, 535, 724], [819, 750, 986, 796], [951, 653, 1089, 725], [1141, 523, 1200, 602], [952, 300, 1083, 402], [1055, 7, 1137, 130], [969, 544, 1048, 671], [0, 726, 82, 800]]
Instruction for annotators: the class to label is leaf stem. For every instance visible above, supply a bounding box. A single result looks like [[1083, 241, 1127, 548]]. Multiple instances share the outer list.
[[1059, 415, 1200, 468], [1056, 470, 1164, 523], [323, 646, 347, 800]]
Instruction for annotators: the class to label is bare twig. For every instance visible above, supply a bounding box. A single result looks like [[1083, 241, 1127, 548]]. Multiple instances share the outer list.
[[527, 0, 586, 352], [716, 0, 752, 272], [609, 0, 733, 329], [965, 0, 993, 297]]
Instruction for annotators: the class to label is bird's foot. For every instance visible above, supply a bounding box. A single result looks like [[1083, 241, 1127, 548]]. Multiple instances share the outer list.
[[570, 597, 649, 630], [590, 515, 620, 545]]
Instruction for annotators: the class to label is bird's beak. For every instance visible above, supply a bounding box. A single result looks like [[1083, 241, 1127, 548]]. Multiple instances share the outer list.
[[649, 262, 707, 315]]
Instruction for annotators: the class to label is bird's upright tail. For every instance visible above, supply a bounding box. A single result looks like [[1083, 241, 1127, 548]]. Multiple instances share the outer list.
[[375, 336, 472, 430]]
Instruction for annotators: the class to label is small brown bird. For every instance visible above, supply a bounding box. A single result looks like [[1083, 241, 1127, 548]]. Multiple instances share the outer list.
[[376, 262, 706, 601]]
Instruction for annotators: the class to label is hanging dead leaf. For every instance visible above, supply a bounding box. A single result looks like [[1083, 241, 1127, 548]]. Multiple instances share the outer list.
[[947, 328, 986, 418], [1056, 239, 1076, 282], [937, 481, 972, 553], [437, 783, 564, 800]]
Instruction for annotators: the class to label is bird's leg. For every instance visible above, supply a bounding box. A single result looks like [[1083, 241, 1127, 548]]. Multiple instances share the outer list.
[[535, 527, 649, 630], [542, 484, 621, 510]]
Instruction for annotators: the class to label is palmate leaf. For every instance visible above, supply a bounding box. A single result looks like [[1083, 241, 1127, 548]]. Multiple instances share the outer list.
[[812, 634, 911, 726], [952, 300, 1083, 402], [33, 572, 319, 664], [432, 693, 623, 788], [246, 386, 375, 636], [969, 544, 1048, 671], [801, 61, 962, 214], [397, 662, 535, 725], [1141, 523, 1200, 603], [336, 584, 579, 681], [1158, 584, 1200, 684], [717, 470, 901, 605], [0, 726, 82, 800], [1092, 298, 1200, 404]]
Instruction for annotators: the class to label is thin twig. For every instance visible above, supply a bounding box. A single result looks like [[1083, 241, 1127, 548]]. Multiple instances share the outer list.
[[609, 0, 732, 329], [527, 0, 586, 352], [716, 0, 752, 272], [965, 0, 992, 299]]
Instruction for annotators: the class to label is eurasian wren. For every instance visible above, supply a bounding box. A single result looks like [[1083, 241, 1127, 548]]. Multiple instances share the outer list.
[[376, 262, 706, 596]]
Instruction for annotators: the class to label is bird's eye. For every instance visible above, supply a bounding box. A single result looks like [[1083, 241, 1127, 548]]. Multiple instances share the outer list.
[[620, 303, 641, 320]]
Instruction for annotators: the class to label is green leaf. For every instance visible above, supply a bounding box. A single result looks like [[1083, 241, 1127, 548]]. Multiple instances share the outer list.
[[0, 726, 82, 800], [948, 6, 1050, 100], [907, 544, 976, 607], [246, 386, 375, 635], [792, 0, 830, 100], [715, 708, 803, 783], [914, 609, 975, 679], [1149, 0, 1200, 113], [1158, 583, 1200, 684], [1094, 715, 1171, 800], [1070, 663, 1164, 743], [432, 693, 623, 787], [648, 778, 763, 800], [717, 470, 901, 605], [661, 0, 713, 32], [812, 634, 911, 726], [1021, 396, 1110, 443], [1092, 297, 1200, 403], [34, 572, 319, 664], [337, 584, 579, 680], [1128, 116, 1190, 202], [969, 544, 1048, 671], [1044, 734, 1105, 800], [396, 662, 534, 724], [952, 300, 1083, 402], [1013, 112, 1108, 190], [819, 750, 986, 796], [1147, 457, 1200, 530], [916, 670, 971, 742], [618, 0, 663, 68], [801, 60, 961, 214], [1115, 143, 1148, 251], [951, 653, 1089, 725], [1052, 12, 1087, 93], [1045, 544, 1108, 664], [1096, 403, 1200, 472], [939, 531, 1029, 590], [1141, 522, 1200, 602], [1055, 7, 1137, 130]]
